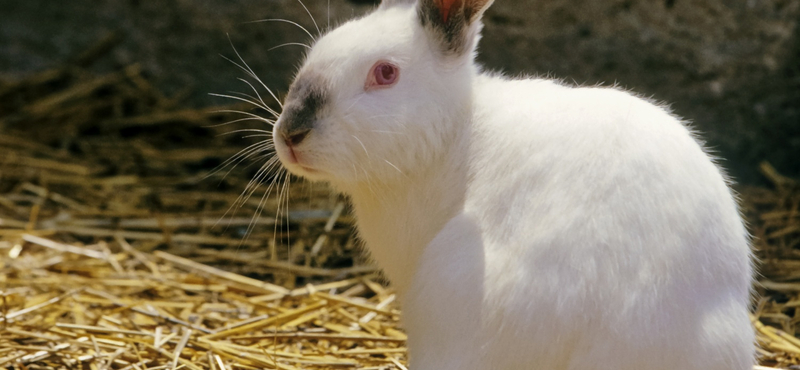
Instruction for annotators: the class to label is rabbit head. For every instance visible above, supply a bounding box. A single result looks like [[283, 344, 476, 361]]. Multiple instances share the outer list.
[[273, 0, 494, 188]]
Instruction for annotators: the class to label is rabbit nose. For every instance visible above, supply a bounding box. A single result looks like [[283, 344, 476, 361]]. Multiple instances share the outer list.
[[283, 128, 311, 146]]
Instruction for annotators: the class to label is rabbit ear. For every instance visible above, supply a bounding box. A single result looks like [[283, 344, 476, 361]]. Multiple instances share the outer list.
[[417, 0, 494, 55]]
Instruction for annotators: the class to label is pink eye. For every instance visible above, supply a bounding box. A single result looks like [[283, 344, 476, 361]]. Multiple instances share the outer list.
[[365, 61, 399, 90]]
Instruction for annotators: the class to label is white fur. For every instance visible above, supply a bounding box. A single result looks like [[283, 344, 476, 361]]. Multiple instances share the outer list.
[[272, 2, 755, 369]]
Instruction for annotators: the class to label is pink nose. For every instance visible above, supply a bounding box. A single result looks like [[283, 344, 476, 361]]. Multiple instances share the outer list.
[[283, 128, 310, 146]]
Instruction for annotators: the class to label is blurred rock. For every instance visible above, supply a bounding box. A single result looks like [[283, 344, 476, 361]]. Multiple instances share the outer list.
[[0, 0, 797, 183]]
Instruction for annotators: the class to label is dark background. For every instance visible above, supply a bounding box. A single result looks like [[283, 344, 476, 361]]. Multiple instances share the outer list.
[[1, 0, 798, 184]]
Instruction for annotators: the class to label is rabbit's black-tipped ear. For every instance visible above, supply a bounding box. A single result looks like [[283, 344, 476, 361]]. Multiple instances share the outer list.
[[418, 0, 494, 55]]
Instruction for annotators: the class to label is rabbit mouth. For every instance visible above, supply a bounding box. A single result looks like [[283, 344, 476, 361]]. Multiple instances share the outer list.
[[285, 145, 300, 164], [275, 143, 323, 176], [275, 139, 302, 165]]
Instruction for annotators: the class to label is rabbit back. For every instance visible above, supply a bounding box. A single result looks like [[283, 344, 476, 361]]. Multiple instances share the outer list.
[[426, 74, 756, 369]]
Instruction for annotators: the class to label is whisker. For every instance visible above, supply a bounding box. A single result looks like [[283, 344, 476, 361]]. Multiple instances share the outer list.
[[221, 152, 276, 192], [205, 141, 273, 180], [206, 140, 271, 175], [226, 90, 273, 115], [283, 172, 292, 250], [242, 166, 282, 244], [283, 174, 292, 250], [245, 18, 315, 41], [209, 92, 269, 112], [242, 161, 282, 211], [234, 167, 283, 244], [219, 49, 264, 84], [342, 95, 365, 115], [245, 153, 273, 163], [240, 157, 283, 206], [293, 0, 321, 36], [271, 168, 287, 253], [384, 159, 407, 177], [223, 152, 274, 179], [360, 163, 378, 198], [219, 54, 258, 83], [246, 156, 282, 190], [268, 42, 312, 52], [206, 117, 274, 129], [218, 128, 274, 136], [234, 153, 279, 185], [223, 36, 284, 109], [267, 170, 291, 255], [236, 78, 268, 106], [236, 78, 281, 118], [210, 109, 275, 125], [351, 134, 370, 160], [213, 155, 279, 231]]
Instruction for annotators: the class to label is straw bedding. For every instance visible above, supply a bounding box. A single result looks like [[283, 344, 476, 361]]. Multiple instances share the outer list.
[[1, 34, 799, 370]]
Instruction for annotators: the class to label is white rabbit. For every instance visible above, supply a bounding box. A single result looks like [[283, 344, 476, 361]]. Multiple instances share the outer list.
[[271, 0, 756, 369]]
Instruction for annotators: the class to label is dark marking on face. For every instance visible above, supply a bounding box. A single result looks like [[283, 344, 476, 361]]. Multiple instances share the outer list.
[[279, 73, 328, 140]]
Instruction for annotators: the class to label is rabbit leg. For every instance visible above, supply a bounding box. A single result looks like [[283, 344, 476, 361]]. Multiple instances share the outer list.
[[402, 212, 488, 370]]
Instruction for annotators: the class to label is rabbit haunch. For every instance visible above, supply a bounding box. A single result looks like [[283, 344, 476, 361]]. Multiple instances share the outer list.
[[271, 0, 756, 369]]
